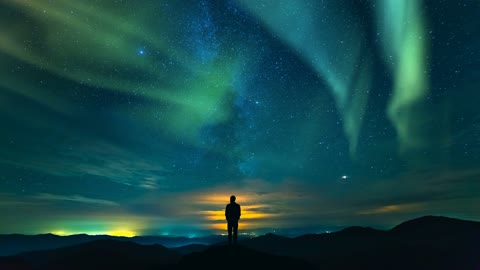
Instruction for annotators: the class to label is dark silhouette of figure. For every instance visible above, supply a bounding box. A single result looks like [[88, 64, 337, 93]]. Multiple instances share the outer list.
[[225, 195, 241, 245]]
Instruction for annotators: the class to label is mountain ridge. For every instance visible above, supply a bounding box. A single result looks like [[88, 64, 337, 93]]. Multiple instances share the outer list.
[[1, 215, 480, 270]]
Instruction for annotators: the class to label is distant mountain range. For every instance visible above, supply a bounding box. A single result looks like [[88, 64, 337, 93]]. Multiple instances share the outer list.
[[1, 215, 479, 270], [0, 233, 225, 256]]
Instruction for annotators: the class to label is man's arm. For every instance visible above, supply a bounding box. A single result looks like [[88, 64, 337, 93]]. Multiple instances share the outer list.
[[238, 205, 241, 219]]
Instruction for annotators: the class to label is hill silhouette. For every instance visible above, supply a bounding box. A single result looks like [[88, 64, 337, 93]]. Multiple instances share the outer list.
[[0, 240, 314, 270], [391, 215, 480, 235], [240, 215, 480, 269], [1, 215, 479, 270], [0, 233, 223, 256], [177, 244, 316, 270], [171, 243, 210, 255], [6, 239, 180, 270]]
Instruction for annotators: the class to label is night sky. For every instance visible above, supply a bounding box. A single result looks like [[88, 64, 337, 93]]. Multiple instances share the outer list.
[[1, 0, 479, 237]]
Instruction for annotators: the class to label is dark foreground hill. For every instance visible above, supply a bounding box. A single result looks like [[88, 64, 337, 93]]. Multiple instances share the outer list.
[[240, 215, 480, 270], [0, 240, 314, 270], [1, 215, 480, 270], [0, 239, 180, 270], [177, 245, 316, 270]]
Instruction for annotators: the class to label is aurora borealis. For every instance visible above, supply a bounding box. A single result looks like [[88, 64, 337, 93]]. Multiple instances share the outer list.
[[1, 0, 479, 237]]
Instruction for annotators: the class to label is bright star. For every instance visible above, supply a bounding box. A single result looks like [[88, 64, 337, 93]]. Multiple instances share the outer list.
[[342, 175, 348, 179]]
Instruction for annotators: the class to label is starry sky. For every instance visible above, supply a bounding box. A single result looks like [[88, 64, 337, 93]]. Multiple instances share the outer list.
[[1, 0, 479, 237]]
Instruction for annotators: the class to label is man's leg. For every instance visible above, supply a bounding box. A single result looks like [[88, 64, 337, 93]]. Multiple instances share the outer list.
[[233, 221, 238, 244], [227, 222, 232, 245]]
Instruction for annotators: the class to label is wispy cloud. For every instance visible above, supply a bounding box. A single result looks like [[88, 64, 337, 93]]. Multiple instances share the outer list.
[[166, 178, 322, 231], [172, 169, 480, 230], [357, 203, 423, 215], [33, 193, 118, 206], [2, 167, 480, 235], [0, 139, 170, 189]]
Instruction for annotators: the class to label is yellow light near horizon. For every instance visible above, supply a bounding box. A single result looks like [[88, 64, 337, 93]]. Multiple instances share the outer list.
[[201, 204, 280, 232], [107, 229, 137, 237], [210, 221, 257, 231], [49, 228, 136, 237], [202, 209, 275, 221], [51, 230, 70, 236], [194, 192, 281, 231]]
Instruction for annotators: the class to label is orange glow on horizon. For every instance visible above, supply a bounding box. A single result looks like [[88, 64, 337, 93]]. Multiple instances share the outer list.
[[195, 192, 281, 231], [201, 208, 276, 221], [210, 221, 258, 231]]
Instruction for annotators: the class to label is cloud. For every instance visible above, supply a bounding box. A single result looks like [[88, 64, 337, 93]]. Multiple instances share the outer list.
[[102, 178, 316, 233], [33, 193, 118, 206], [116, 168, 480, 232], [357, 203, 423, 215], [2, 167, 480, 234], [0, 193, 39, 206], [171, 178, 323, 231], [0, 139, 170, 189], [181, 168, 480, 230]]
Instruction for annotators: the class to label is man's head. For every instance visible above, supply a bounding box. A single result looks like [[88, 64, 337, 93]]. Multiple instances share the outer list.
[[230, 195, 236, 203]]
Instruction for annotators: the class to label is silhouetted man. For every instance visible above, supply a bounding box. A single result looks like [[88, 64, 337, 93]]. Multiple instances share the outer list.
[[225, 195, 241, 245]]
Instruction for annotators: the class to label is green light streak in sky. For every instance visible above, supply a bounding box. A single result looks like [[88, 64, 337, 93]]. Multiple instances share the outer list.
[[344, 60, 372, 158], [146, 58, 240, 142], [0, 0, 240, 142], [0, 0, 433, 157], [376, 0, 430, 153], [242, 0, 430, 157], [239, 0, 372, 157], [1, 0, 173, 92]]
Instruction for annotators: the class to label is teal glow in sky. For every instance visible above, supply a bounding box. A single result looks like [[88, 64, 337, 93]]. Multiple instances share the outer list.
[[0, 0, 479, 236]]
